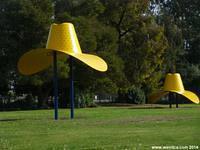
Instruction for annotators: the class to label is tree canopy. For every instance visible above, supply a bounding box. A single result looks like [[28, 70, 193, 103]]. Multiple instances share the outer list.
[[0, 0, 199, 108]]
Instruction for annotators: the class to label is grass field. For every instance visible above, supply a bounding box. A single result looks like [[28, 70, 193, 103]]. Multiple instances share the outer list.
[[0, 104, 200, 150]]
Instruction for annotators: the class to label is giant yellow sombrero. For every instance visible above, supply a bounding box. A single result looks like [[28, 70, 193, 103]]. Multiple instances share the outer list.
[[18, 23, 108, 119], [148, 73, 199, 104], [18, 23, 107, 75]]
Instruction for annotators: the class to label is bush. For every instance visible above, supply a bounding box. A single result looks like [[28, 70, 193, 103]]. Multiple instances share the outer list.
[[127, 86, 146, 104], [117, 86, 146, 104], [23, 94, 37, 109], [76, 91, 97, 108], [1, 94, 37, 110]]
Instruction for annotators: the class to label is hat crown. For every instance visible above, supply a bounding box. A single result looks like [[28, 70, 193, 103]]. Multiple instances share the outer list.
[[46, 23, 82, 54], [163, 73, 184, 92]]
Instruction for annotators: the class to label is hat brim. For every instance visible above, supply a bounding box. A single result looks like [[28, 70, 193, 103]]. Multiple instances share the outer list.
[[175, 90, 199, 104], [148, 90, 199, 104], [18, 48, 107, 75], [148, 91, 169, 103], [165, 89, 199, 104], [68, 52, 107, 72], [18, 49, 52, 75]]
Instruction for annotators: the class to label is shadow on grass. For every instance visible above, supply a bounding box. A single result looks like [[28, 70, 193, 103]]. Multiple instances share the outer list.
[[98, 103, 200, 109], [99, 103, 170, 109], [128, 105, 200, 109], [128, 106, 167, 109], [0, 118, 23, 122], [0, 116, 88, 122]]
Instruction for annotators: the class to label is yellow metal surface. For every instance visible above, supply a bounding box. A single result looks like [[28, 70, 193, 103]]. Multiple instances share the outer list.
[[46, 23, 82, 54], [163, 73, 184, 92], [18, 49, 53, 75], [18, 49, 65, 75], [148, 73, 199, 104], [70, 53, 107, 72], [181, 90, 199, 104], [18, 22, 107, 75]]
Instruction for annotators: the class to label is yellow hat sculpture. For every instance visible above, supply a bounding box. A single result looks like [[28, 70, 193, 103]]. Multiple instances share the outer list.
[[18, 23, 107, 75], [149, 73, 199, 104], [18, 23, 108, 119]]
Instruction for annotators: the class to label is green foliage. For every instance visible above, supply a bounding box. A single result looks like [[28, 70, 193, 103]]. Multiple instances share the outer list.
[[117, 86, 146, 104], [76, 91, 96, 108], [127, 86, 146, 104], [100, 0, 168, 93], [164, 0, 200, 65], [54, 0, 104, 21], [150, 0, 200, 98], [160, 16, 184, 73], [15, 58, 69, 108], [152, 0, 200, 70], [122, 22, 167, 86], [55, 1, 126, 96], [23, 94, 37, 109], [178, 63, 200, 90], [95, 77, 118, 94], [0, 0, 54, 107], [2, 0, 193, 108], [0, 0, 53, 62]]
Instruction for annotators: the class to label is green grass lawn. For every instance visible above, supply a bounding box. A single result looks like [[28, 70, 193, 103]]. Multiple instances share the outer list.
[[0, 104, 200, 150]]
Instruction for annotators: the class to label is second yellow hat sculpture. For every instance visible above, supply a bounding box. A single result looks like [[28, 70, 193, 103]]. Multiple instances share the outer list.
[[149, 73, 199, 104], [18, 23, 107, 75], [18, 23, 108, 120]]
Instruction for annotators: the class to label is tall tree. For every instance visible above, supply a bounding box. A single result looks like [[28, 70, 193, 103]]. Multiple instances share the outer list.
[[163, 16, 184, 73], [152, 0, 200, 65], [100, 0, 168, 93], [54, 0, 126, 96], [0, 0, 54, 107], [152, 0, 200, 87]]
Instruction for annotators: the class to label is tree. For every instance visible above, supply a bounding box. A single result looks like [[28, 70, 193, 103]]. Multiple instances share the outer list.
[[152, 0, 200, 87], [15, 60, 69, 108], [100, 0, 168, 94], [153, 0, 200, 66], [0, 0, 54, 107], [54, 0, 126, 97], [1, 0, 173, 108], [162, 17, 184, 73]]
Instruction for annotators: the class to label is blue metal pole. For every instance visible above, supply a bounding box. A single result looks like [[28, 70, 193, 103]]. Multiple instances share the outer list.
[[169, 92, 172, 108], [69, 56, 74, 119], [53, 51, 58, 120]]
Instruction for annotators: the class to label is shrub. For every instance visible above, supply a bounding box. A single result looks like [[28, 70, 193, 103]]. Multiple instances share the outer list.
[[127, 86, 146, 104], [117, 86, 146, 104], [76, 91, 97, 108]]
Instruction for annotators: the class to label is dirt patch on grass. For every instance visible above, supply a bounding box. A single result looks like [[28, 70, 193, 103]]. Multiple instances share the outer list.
[[94, 115, 194, 126], [98, 103, 171, 109], [98, 103, 200, 109]]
